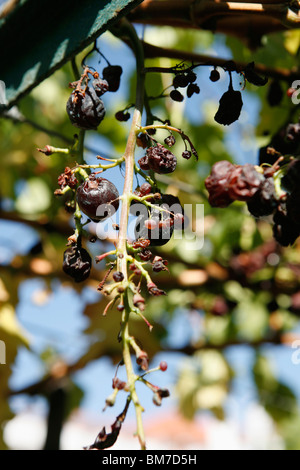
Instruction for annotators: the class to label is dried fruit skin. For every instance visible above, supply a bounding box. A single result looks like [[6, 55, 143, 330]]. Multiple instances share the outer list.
[[170, 89, 184, 102], [115, 110, 130, 122], [182, 150, 192, 160], [227, 164, 264, 201], [247, 177, 277, 217], [164, 135, 176, 147], [210, 69, 220, 82], [57, 167, 78, 190], [139, 249, 152, 262], [63, 245, 91, 282], [102, 65, 123, 92], [113, 271, 124, 282], [66, 87, 105, 130], [205, 160, 235, 208], [173, 73, 190, 88], [187, 83, 200, 98], [92, 78, 109, 96], [138, 144, 177, 174], [77, 175, 119, 222], [214, 87, 243, 126]]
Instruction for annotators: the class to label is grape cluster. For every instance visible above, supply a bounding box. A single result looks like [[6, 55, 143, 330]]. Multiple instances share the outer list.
[[170, 69, 200, 102], [67, 65, 122, 130], [134, 194, 184, 247], [259, 119, 300, 167], [167, 61, 270, 130], [67, 85, 106, 130], [205, 156, 300, 247], [205, 161, 264, 207], [138, 143, 177, 174]]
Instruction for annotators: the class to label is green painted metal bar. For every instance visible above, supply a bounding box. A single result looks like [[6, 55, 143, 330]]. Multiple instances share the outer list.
[[0, 0, 143, 112]]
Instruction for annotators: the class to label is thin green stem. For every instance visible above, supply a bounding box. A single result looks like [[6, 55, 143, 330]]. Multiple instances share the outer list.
[[114, 19, 146, 450], [76, 157, 124, 171], [121, 296, 145, 449], [127, 254, 153, 285]]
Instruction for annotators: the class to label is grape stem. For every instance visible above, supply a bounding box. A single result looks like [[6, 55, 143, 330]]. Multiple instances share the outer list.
[[114, 19, 147, 450], [139, 123, 198, 159]]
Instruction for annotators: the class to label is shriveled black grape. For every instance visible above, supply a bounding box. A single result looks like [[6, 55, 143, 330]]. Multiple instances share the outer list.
[[63, 245, 91, 282], [173, 74, 189, 88], [77, 174, 119, 222], [214, 85, 243, 126], [66, 87, 105, 130], [247, 178, 277, 217], [102, 65, 122, 92], [138, 144, 177, 174]]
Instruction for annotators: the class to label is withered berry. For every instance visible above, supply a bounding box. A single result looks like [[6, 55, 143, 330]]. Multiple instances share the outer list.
[[164, 135, 176, 147], [247, 177, 277, 217], [173, 73, 190, 88], [214, 84, 243, 126], [102, 65, 123, 92], [138, 143, 177, 174], [63, 244, 91, 282], [186, 70, 197, 83], [227, 164, 264, 202], [204, 160, 236, 208], [182, 150, 192, 159], [210, 69, 220, 82], [77, 174, 119, 222], [134, 194, 183, 246], [113, 271, 124, 282], [170, 89, 184, 102], [115, 110, 130, 122], [92, 78, 109, 96], [187, 83, 200, 98], [66, 87, 105, 130], [285, 123, 300, 143], [139, 248, 153, 261], [136, 132, 150, 148]]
